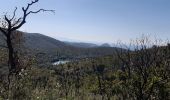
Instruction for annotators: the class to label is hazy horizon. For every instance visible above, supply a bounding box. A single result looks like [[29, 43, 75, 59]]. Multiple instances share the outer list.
[[0, 0, 170, 44]]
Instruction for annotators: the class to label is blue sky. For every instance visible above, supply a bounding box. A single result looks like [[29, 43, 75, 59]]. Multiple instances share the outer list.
[[0, 0, 170, 43]]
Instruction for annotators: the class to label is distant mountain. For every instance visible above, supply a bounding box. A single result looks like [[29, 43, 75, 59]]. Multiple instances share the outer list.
[[100, 43, 111, 47], [64, 42, 98, 48], [64, 42, 113, 48]]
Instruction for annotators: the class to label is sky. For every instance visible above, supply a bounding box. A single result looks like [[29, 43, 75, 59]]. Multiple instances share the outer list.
[[0, 0, 170, 44]]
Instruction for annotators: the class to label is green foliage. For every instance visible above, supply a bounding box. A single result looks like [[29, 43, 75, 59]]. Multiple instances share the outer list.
[[0, 42, 169, 100]]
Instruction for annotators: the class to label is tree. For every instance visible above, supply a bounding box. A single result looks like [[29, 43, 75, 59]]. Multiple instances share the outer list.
[[0, 0, 54, 99], [116, 37, 170, 99], [0, 0, 54, 74]]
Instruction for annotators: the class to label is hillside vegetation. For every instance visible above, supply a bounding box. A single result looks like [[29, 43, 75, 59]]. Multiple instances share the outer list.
[[0, 34, 169, 99], [1, 32, 122, 66], [0, 0, 169, 99]]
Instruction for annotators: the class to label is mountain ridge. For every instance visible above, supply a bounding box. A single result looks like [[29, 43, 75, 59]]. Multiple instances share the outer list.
[[0, 31, 122, 63]]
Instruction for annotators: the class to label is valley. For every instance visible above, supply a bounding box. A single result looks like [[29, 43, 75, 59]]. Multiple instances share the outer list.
[[0, 0, 169, 99]]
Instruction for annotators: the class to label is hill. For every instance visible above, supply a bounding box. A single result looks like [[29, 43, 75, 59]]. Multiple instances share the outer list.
[[0, 32, 122, 63], [100, 43, 111, 47], [64, 41, 98, 48]]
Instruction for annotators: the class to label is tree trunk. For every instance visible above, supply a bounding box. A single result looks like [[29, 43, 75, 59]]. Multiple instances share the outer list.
[[7, 34, 16, 72]]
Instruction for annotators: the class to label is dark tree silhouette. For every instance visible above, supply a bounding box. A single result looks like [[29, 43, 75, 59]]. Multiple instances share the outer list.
[[0, 0, 54, 73]]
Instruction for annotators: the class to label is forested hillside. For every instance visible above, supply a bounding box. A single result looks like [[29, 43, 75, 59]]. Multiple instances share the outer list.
[[0, 33, 169, 99], [0, 0, 169, 99], [0, 32, 122, 65]]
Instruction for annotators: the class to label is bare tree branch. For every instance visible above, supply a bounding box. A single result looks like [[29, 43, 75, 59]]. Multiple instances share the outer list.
[[11, 18, 22, 27], [11, 0, 54, 31], [27, 9, 55, 15], [25, 0, 39, 11], [10, 7, 17, 21], [4, 15, 12, 30]]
